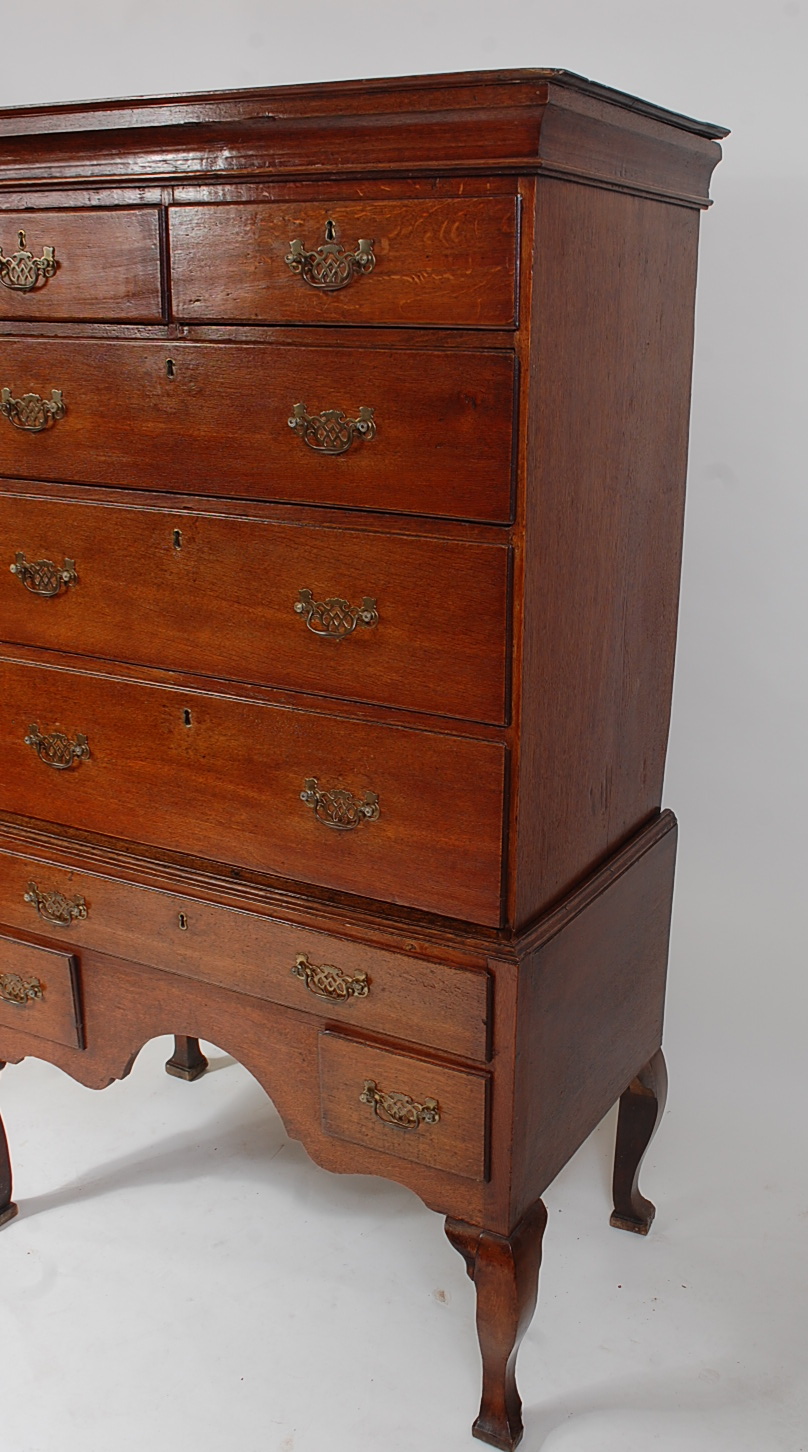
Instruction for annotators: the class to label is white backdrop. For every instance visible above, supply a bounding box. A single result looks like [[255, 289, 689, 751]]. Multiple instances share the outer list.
[[1, 6, 806, 1451]]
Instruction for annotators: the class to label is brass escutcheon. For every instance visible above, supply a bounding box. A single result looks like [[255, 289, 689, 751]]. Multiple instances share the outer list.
[[1, 387, 65, 433], [25, 725, 90, 770], [294, 589, 378, 640], [360, 1080, 440, 1130], [291, 952, 369, 1002], [24, 880, 87, 927], [0, 230, 57, 293], [11, 552, 77, 597], [284, 219, 375, 291], [0, 972, 44, 1007], [300, 778, 379, 831], [288, 402, 375, 455]]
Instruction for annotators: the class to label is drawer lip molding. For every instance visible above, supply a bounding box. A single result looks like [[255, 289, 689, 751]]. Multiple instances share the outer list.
[[169, 196, 519, 329], [0, 655, 508, 925], [319, 1030, 490, 1182], [0, 338, 517, 524], [0, 207, 163, 322], [0, 924, 83, 1049], [0, 492, 510, 725]]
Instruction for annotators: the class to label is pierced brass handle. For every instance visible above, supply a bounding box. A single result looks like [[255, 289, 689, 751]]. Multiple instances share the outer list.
[[10, 552, 77, 597], [24, 880, 87, 927], [291, 952, 369, 1002], [300, 778, 379, 831], [1, 387, 65, 433], [294, 589, 378, 640], [288, 402, 375, 456], [25, 725, 90, 770], [285, 219, 375, 291], [360, 1080, 440, 1130], [0, 972, 44, 1006], [0, 230, 57, 293]]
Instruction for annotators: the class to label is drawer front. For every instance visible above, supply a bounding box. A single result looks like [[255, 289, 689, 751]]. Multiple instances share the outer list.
[[0, 339, 516, 523], [0, 926, 83, 1048], [169, 197, 518, 328], [0, 849, 491, 1060], [0, 208, 162, 321], [319, 1031, 488, 1181], [0, 492, 510, 726], [0, 657, 506, 924]]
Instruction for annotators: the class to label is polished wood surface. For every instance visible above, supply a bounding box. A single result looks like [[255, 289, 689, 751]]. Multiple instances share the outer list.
[[170, 195, 518, 327], [0, 207, 162, 321], [0, 337, 516, 520], [0, 925, 83, 1048], [0, 487, 510, 723], [610, 1047, 669, 1234], [447, 1199, 548, 1451], [319, 1030, 489, 1181], [0, 653, 507, 922], [0, 68, 724, 1449]]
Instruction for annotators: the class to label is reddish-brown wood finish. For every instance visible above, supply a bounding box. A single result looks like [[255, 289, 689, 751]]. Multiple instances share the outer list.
[[0, 653, 507, 924], [0, 338, 517, 522], [0, 207, 162, 321], [319, 1030, 489, 1181], [510, 181, 699, 926], [169, 196, 518, 327], [446, 1198, 548, 1450], [0, 925, 83, 1048], [165, 1033, 209, 1081], [0, 67, 725, 1452], [0, 842, 493, 1061], [0, 489, 511, 724], [610, 1047, 668, 1234]]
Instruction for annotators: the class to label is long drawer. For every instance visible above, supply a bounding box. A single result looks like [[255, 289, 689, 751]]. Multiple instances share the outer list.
[[0, 490, 510, 726], [0, 656, 506, 924], [0, 339, 516, 522], [0, 845, 491, 1061], [169, 196, 518, 328], [0, 208, 162, 321]]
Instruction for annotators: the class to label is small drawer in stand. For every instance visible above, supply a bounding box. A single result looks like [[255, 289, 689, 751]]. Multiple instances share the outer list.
[[0, 927, 83, 1049]]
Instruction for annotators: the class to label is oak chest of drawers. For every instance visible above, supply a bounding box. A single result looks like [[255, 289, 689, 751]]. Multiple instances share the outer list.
[[0, 69, 725, 1449]]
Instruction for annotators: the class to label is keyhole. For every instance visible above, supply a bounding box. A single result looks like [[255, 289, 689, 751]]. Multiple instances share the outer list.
[[177, 912, 189, 931], [166, 358, 175, 379], [183, 708, 192, 727], [324, 218, 336, 241], [173, 528, 182, 550]]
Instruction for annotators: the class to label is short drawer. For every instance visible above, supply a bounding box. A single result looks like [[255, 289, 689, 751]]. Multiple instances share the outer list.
[[0, 208, 162, 321], [0, 339, 516, 523], [319, 1031, 489, 1182], [0, 656, 506, 925], [0, 491, 510, 726], [169, 196, 518, 328], [0, 925, 83, 1049], [0, 851, 491, 1061]]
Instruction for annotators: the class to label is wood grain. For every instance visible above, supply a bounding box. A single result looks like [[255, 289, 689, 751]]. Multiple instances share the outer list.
[[319, 1030, 489, 1181], [0, 207, 162, 321], [0, 337, 516, 522], [170, 196, 518, 327], [0, 654, 507, 924], [0, 925, 83, 1048], [0, 491, 510, 725]]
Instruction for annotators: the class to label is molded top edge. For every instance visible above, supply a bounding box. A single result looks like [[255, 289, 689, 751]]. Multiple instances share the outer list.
[[0, 67, 728, 140]]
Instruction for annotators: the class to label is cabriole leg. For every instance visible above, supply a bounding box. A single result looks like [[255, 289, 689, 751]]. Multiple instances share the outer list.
[[165, 1036, 209, 1082], [1, 1108, 18, 1228], [610, 1047, 668, 1235], [445, 1199, 547, 1451]]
